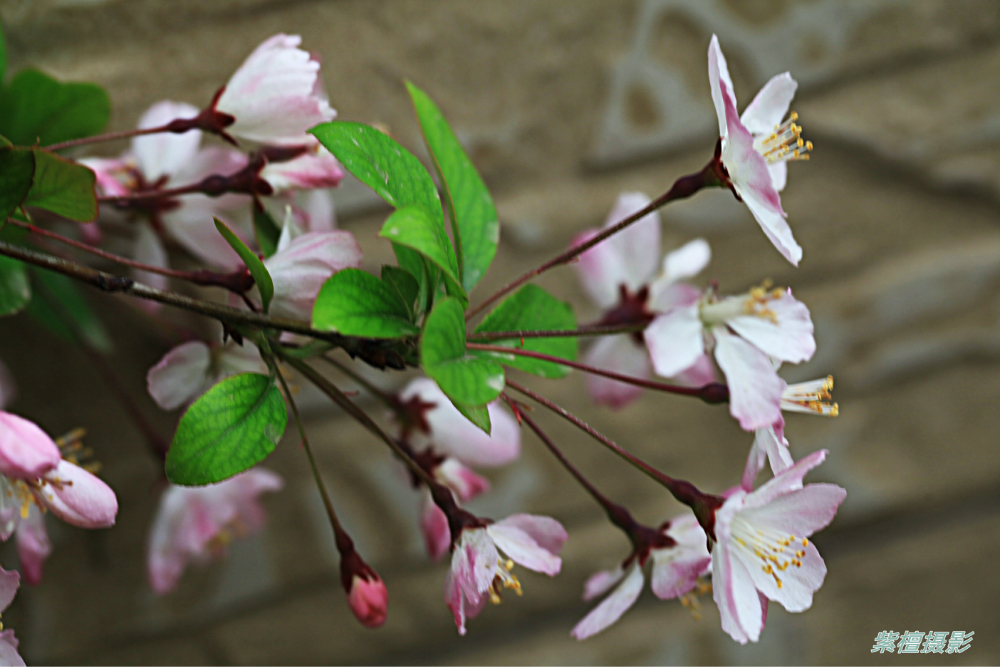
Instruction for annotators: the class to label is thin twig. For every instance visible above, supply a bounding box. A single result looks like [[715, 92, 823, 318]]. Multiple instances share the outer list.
[[44, 124, 169, 152], [467, 322, 646, 342]]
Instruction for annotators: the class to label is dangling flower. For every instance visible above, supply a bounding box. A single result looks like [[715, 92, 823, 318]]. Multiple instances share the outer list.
[[211, 34, 336, 146], [572, 193, 715, 408], [645, 283, 815, 431], [147, 467, 283, 594], [445, 514, 567, 635], [338, 535, 389, 629], [708, 35, 811, 266], [571, 514, 710, 640], [146, 340, 267, 411], [708, 450, 845, 643]]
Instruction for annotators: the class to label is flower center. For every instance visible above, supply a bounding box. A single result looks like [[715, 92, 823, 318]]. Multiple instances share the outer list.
[[700, 282, 785, 326], [488, 558, 522, 604], [756, 112, 812, 164], [730, 516, 808, 589], [782, 376, 838, 416]]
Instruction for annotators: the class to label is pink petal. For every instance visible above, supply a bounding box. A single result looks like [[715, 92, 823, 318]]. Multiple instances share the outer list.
[[295, 189, 336, 232], [263, 231, 363, 320], [215, 343, 268, 378], [713, 329, 783, 431], [707, 34, 737, 138], [743, 482, 846, 540], [582, 565, 625, 601], [742, 191, 801, 265], [347, 573, 388, 628], [215, 34, 335, 145], [571, 564, 644, 640], [726, 288, 814, 364], [132, 222, 170, 311], [435, 458, 490, 502], [36, 460, 118, 529], [488, 518, 563, 576], [459, 528, 500, 597], [661, 238, 711, 284], [0, 633, 23, 667], [403, 378, 520, 467], [740, 73, 797, 136], [131, 101, 202, 182], [571, 229, 628, 310], [79, 157, 132, 198], [161, 200, 248, 271], [645, 303, 705, 378], [651, 515, 711, 599], [15, 506, 51, 586], [712, 540, 765, 644], [493, 513, 568, 556], [0, 567, 18, 612], [745, 449, 828, 507], [146, 341, 212, 411], [603, 192, 662, 292], [673, 352, 718, 387], [742, 427, 794, 491], [0, 412, 61, 479], [259, 144, 344, 193], [583, 335, 650, 409], [648, 281, 702, 314], [420, 495, 452, 561]]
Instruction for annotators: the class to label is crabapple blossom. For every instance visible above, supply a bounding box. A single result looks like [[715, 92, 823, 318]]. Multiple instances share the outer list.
[[147, 467, 283, 594], [708, 35, 811, 266], [346, 572, 389, 628], [572, 192, 715, 407], [645, 284, 815, 431], [0, 567, 24, 666], [709, 450, 845, 643], [146, 340, 267, 411], [258, 140, 343, 194], [213, 34, 335, 146], [445, 514, 567, 635], [571, 514, 710, 640]]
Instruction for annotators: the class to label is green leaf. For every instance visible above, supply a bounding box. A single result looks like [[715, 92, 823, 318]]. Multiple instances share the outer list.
[[214, 217, 273, 313], [406, 82, 499, 294], [380, 265, 419, 320], [0, 69, 110, 147], [253, 205, 281, 258], [421, 297, 504, 408], [380, 205, 466, 307], [0, 23, 7, 86], [0, 255, 29, 316], [455, 401, 491, 434], [24, 149, 97, 221], [312, 268, 420, 338], [472, 285, 577, 378], [0, 146, 34, 222], [25, 268, 112, 352], [309, 121, 451, 309], [165, 373, 287, 486]]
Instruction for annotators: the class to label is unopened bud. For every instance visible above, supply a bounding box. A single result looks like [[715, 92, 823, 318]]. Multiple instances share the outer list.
[[347, 572, 388, 629]]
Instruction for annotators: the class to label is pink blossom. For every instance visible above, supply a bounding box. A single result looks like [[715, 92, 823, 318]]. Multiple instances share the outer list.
[[572, 193, 714, 408], [0, 412, 61, 480], [146, 340, 267, 411], [347, 573, 389, 629], [420, 459, 492, 561], [571, 514, 710, 640], [0, 567, 24, 666], [34, 459, 118, 529], [15, 505, 51, 585], [710, 450, 845, 643], [708, 35, 810, 266], [445, 514, 567, 635], [147, 467, 283, 594], [259, 140, 343, 193], [645, 285, 815, 431], [214, 34, 335, 146], [258, 221, 363, 320]]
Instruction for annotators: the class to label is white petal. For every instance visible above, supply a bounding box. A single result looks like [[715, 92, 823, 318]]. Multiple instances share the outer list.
[[571, 564, 644, 640], [708, 34, 737, 138], [583, 335, 650, 408], [132, 101, 202, 182], [713, 329, 783, 431], [741, 190, 802, 266], [742, 427, 793, 491], [732, 535, 826, 613], [662, 238, 711, 284], [132, 221, 170, 299], [743, 482, 846, 539], [744, 449, 828, 507], [488, 521, 562, 576], [712, 542, 764, 644], [767, 161, 788, 193], [582, 565, 625, 601], [146, 342, 212, 410], [603, 192, 661, 290], [644, 303, 704, 378], [740, 73, 797, 136], [725, 289, 815, 363], [572, 229, 629, 310]]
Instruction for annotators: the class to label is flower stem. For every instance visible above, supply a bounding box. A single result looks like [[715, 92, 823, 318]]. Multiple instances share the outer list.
[[466, 322, 646, 342], [43, 124, 174, 152], [504, 379, 717, 516], [465, 161, 716, 321], [466, 343, 728, 403], [318, 354, 396, 409]]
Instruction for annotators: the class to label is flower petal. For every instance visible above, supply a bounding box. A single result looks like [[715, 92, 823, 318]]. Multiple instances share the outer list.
[[742, 426, 793, 491], [745, 449, 828, 507], [420, 494, 452, 561], [16, 506, 51, 586], [488, 518, 564, 576], [741, 186, 802, 266], [571, 229, 628, 310], [604, 192, 661, 291], [645, 303, 704, 378], [662, 238, 711, 285], [493, 513, 568, 556], [36, 460, 118, 529], [571, 564, 644, 640], [732, 535, 826, 613], [708, 34, 737, 138], [582, 565, 625, 601], [740, 73, 797, 136], [435, 458, 490, 502], [262, 231, 363, 320], [146, 341, 212, 411], [132, 221, 170, 307], [131, 101, 202, 182], [726, 288, 815, 364], [582, 334, 650, 409], [712, 539, 765, 644], [713, 329, 783, 431], [260, 144, 344, 193], [743, 482, 846, 540], [0, 567, 18, 612], [0, 634, 24, 667], [0, 412, 61, 479]]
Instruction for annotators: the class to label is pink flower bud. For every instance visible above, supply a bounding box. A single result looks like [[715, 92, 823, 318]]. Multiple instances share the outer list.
[[347, 573, 389, 629]]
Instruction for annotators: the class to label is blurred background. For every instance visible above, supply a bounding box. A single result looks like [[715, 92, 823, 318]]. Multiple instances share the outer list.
[[1, 0, 999, 664]]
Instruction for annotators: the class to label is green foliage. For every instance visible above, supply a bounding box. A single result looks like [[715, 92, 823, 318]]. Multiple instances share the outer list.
[[25, 268, 112, 352], [0, 255, 29, 316], [0, 144, 34, 223], [24, 149, 97, 221], [406, 82, 499, 294], [312, 268, 420, 338], [253, 205, 281, 258], [380, 265, 420, 321], [379, 205, 465, 307], [0, 69, 110, 147], [214, 217, 273, 313], [455, 401, 491, 434], [310, 121, 456, 312], [165, 373, 288, 486], [421, 297, 504, 412], [472, 285, 577, 378], [0, 23, 6, 85]]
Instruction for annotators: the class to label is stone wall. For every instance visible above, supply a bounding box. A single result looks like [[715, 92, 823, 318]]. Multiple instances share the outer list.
[[1, 0, 998, 664]]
